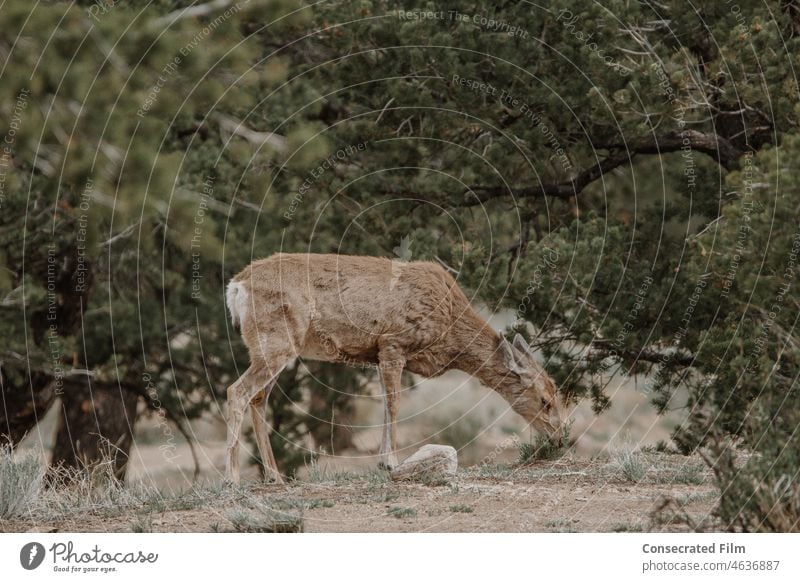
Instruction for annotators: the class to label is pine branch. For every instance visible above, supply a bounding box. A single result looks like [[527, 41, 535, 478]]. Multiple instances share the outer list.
[[590, 344, 696, 368], [213, 113, 288, 153], [459, 130, 745, 206], [152, 0, 239, 28]]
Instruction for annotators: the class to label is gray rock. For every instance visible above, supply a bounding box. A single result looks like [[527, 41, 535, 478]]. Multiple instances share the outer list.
[[390, 444, 458, 483]]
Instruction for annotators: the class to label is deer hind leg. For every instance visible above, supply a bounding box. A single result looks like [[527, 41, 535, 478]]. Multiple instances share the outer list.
[[250, 377, 284, 484], [225, 350, 295, 484], [377, 347, 405, 471], [226, 297, 309, 485], [225, 366, 262, 484]]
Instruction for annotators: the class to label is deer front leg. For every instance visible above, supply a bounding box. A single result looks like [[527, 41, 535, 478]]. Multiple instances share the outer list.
[[377, 348, 405, 471]]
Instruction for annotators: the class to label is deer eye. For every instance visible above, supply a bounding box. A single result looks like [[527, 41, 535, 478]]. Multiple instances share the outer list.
[[540, 397, 551, 410]]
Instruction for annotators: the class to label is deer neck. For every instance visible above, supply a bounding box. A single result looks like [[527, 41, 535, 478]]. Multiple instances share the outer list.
[[448, 310, 515, 394]]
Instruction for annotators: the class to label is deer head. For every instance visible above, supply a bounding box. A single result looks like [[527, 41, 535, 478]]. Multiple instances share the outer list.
[[498, 333, 564, 436]]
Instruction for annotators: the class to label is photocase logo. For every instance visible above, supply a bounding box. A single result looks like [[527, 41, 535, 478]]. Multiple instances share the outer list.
[[20, 542, 46, 570]]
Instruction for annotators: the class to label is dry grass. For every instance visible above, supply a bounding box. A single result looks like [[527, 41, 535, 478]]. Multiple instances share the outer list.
[[652, 462, 707, 485], [305, 457, 388, 486], [387, 506, 417, 519], [518, 426, 571, 464], [0, 446, 254, 529], [0, 446, 45, 519], [226, 508, 303, 532], [612, 448, 647, 482], [0, 452, 719, 533], [130, 513, 154, 533], [546, 518, 578, 533]]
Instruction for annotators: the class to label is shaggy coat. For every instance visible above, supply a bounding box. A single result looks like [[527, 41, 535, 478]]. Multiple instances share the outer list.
[[224, 253, 563, 483]]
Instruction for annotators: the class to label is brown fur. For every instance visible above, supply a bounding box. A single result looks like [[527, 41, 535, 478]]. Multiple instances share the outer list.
[[224, 253, 563, 483]]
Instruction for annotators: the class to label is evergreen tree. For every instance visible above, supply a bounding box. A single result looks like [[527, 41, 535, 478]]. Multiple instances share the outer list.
[[1, 0, 798, 528]]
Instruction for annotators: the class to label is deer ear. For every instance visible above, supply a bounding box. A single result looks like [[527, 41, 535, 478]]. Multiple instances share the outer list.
[[500, 338, 526, 375], [512, 333, 534, 357]]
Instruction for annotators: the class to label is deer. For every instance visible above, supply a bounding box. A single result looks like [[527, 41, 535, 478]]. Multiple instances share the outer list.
[[224, 253, 564, 484]]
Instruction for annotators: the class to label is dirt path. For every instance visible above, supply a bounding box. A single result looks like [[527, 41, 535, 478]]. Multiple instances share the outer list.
[[3, 454, 718, 533]]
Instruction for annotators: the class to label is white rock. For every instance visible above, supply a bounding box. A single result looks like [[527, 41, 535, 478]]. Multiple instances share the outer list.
[[390, 444, 458, 482]]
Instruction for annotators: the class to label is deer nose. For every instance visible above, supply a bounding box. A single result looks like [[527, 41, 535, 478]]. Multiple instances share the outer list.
[[551, 411, 562, 429]]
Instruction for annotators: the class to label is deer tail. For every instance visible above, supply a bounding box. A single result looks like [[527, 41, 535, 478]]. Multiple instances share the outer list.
[[226, 280, 248, 334]]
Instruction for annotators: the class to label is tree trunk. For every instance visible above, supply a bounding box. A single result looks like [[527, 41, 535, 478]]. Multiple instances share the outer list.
[[50, 377, 139, 480], [0, 369, 57, 447]]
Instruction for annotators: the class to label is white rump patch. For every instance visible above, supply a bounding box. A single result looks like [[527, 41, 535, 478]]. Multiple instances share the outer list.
[[226, 281, 248, 329]]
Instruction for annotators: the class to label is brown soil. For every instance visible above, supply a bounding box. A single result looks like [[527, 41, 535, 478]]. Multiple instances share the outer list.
[[2, 455, 718, 533]]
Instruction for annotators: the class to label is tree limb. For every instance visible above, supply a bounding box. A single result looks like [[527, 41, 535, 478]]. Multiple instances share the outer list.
[[590, 344, 696, 368], [152, 0, 238, 28], [597, 130, 744, 170], [460, 130, 745, 207], [213, 113, 287, 153]]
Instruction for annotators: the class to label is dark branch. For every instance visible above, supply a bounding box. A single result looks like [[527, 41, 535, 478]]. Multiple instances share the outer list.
[[597, 130, 744, 171], [591, 345, 696, 368], [459, 130, 745, 207]]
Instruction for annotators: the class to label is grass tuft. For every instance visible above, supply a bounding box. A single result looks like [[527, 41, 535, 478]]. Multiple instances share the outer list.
[[0, 446, 45, 519], [653, 463, 707, 485], [518, 426, 571, 464], [546, 518, 577, 532], [672, 464, 707, 485], [130, 513, 153, 533], [610, 522, 643, 532], [613, 448, 647, 482], [305, 457, 388, 485], [476, 463, 514, 479], [226, 509, 303, 533], [387, 506, 416, 519]]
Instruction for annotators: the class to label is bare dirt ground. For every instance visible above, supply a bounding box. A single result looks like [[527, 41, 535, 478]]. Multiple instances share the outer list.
[[2, 453, 718, 533], [9, 330, 708, 533]]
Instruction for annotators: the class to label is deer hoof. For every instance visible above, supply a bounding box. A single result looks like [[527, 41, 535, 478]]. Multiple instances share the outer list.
[[378, 455, 398, 471]]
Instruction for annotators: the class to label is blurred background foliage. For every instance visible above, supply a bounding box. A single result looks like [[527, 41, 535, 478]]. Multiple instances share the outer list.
[[0, 0, 798, 529]]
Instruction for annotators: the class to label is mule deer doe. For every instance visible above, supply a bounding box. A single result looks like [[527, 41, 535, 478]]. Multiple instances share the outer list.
[[224, 253, 563, 483]]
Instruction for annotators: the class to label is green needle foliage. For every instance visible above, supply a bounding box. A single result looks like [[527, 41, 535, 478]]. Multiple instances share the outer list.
[[1, 0, 799, 529]]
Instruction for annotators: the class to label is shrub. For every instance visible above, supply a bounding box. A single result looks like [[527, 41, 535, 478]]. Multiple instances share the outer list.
[[701, 406, 800, 532]]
